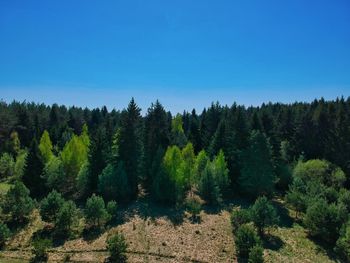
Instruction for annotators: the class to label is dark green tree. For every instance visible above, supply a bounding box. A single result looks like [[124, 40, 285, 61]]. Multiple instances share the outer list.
[[23, 138, 47, 198], [118, 98, 144, 199], [2, 181, 34, 222], [239, 131, 275, 197], [250, 196, 279, 235]]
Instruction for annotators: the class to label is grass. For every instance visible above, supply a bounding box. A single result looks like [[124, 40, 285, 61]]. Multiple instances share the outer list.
[[0, 197, 340, 262]]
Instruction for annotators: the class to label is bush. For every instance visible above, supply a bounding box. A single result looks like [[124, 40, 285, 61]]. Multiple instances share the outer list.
[[55, 200, 78, 237], [185, 194, 202, 222], [248, 245, 264, 263], [0, 153, 15, 178], [2, 181, 35, 222], [106, 201, 118, 221], [107, 232, 128, 262], [235, 224, 261, 258], [0, 222, 10, 247], [335, 222, 350, 262], [250, 196, 279, 235], [31, 238, 52, 263], [303, 199, 347, 244], [40, 190, 65, 223], [198, 162, 221, 204], [231, 208, 251, 232], [85, 194, 110, 227], [98, 162, 130, 202]]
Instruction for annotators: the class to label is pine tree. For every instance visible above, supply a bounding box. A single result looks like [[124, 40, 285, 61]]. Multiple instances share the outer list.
[[117, 98, 144, 199], [239, 131, 275, 197], [39, 130, 53, 163], [23, 138, 47, 198], [144, 101, 170, 188]]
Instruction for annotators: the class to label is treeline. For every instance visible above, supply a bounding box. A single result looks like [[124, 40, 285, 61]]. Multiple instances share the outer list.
[[0, 97, 350, 260], [1, 97, 350, 196]]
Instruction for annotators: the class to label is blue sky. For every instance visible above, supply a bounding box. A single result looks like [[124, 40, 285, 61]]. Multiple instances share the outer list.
[[0, 0, 349, 113]]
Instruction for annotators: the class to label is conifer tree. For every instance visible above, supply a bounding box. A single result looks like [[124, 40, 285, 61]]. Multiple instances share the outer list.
[[117, 98, 144, 199], [23, 138, 47, 198], [239, 131, 275, 197]]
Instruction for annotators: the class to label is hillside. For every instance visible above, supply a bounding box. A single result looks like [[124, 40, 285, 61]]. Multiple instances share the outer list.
[[0, 196, 338, 263]]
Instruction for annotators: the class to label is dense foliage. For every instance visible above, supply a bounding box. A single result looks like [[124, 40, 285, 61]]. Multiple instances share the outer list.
[[0, 97, 349, 260]]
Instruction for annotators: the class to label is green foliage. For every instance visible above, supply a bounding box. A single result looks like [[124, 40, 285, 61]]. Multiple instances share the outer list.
[[107, 232, 128, 262], [42, 156, 66, 192], [303, 198, 347, 244], [13, 149, 27, 180], [185, 194, 202, 222], [2, 181, 34, 222], [171, 114, 187, 148], [239, 131, 275, 197], [198, 151, 229, 204], [60, 133, 89, 189], [40, 190, 65, 223], [55, 200, 78, 236], [85, 194, 110, 227], [231, 208, 252, 232], [248, 245, 264, 263], [212, 150, 230, 195], [98, 162, 130, 202], [235, 224, 262, 258], [250, 196, 279, 235], [38, 130, 53, 163], [23, 138, 46, 198], [152, 145, 186, 204], [0, 153, 14, 178], [0, 222, 10, 246], [285, 177, 307, 218], [144, 101, 170, 188], [9, 131, 21, 156], [117, 98, 144, 199], [106, 201, 118, 221], [194, 150, 209, 183], [198, 161, 221, 204], [293, 159, 346, 189], [335, 221, 350, 262], [181, 143, 195, 186], [76, 161, 90, 198], [31, 238, 52, 263]]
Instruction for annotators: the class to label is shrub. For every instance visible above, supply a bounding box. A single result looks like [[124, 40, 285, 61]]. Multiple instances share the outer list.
[[40, 190, 65, 223], [55, 200, 78, 237], [85, 194, 110, 227], [231, 208, 251, 232], [250, 196, 279, 235], [335, 221, 350, 262], [248, 245, 264, 263], [107, 232, 128, 262], [31, 238, 52, 263], [106, 201, 118, 221], [304, 198, 347, 244], [235, 224, 261, 258], [0, 222, 10, 247], [185, 194, 202, 222], [2, 181, 34, 222]]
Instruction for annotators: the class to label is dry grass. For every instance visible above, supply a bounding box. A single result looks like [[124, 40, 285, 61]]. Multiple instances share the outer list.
[[0, 198, 339, 262]]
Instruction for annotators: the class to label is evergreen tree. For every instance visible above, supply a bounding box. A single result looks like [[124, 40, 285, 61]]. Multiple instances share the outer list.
[[118, 98, 144, 199], [239, 131, 275, 197], [85, 194, 110, 227], [250, 196, 279, 235], [2, 181, 35, 222], [144, 101, 170, 187], [38, 130, 53, 163], [23, 138, 47, 198]]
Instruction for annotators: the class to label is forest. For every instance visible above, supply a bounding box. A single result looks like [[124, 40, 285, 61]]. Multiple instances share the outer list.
[[0, 97, 349, 262]]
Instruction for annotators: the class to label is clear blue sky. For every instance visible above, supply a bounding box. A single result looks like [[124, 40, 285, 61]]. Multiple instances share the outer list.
[[1, 0, 349, 113]]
